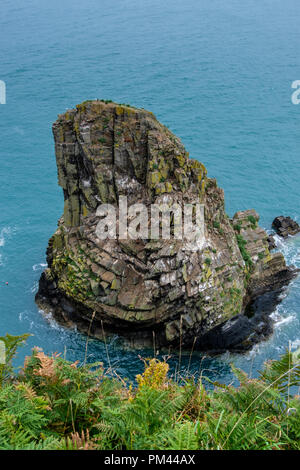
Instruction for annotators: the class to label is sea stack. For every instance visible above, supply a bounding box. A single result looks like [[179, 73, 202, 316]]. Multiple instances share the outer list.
[[36, 100, 297, 351], [272, 216, 300, 238]]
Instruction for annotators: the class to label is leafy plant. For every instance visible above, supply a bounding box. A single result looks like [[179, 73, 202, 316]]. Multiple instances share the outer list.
[[0, 335, 299, 450], [0, 334, 30, 387], [247, 215, 258, 227], [236, 234, 253, 270], [233, 223, 242, 233]]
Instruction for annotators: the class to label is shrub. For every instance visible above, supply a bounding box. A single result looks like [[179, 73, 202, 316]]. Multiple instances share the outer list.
[[0, 335, 299, 450], [236, 234, 253, 270], [247, 215, 257, 227], [233, 223, 242, 233]]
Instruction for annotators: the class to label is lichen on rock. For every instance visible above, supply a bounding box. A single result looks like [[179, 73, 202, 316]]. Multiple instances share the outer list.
[[36, 100, 298, 352]]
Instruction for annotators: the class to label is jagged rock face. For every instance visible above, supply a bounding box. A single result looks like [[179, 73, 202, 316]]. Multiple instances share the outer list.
[[36, 101, 297, 350], [272, 216, 300, 238]]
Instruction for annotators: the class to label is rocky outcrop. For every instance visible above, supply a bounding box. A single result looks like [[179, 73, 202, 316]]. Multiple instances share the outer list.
[[36, 100, 298, 351], [272, 216, 300, 238], [267, 235, 276, 251]]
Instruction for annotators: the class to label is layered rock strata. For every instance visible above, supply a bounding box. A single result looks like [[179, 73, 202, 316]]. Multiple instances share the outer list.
[[36, 101, 297, 351], [272, 216, 300, 238]]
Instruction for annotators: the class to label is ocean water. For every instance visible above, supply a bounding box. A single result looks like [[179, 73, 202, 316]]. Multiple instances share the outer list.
[[0, 0, 300, 383]]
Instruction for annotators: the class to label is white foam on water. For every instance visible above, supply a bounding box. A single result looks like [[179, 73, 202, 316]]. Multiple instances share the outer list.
[[32, 263, 47, 272], [0, 226, 16, 266], [270, 306, 296, 328], [247, 343, 261, 359], [272, 233, 300, 267], [290, 250, 300, 266], [270, 306, 282, 322], [18, 310, 37, 331], [19, 310, 27, 321], [0, 227, 13, 247], [30, 281, 39, 294], [275, 315, 296, 327], [278, 291, 288, 301], [38, 309, 65, 332]]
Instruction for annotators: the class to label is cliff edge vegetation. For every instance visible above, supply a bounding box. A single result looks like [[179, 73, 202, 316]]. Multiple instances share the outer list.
[[0, 334, 299, 450]]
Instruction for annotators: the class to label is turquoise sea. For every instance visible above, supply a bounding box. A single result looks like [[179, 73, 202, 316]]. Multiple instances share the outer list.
[[0, 0, 300, 382]]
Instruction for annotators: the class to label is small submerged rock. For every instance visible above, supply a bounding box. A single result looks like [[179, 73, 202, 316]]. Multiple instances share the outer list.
[[272, 216, 300, 238]]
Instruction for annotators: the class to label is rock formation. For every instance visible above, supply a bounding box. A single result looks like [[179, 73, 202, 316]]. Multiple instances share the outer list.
[[36, 100, 298, 351], [272, 216, 300, 238]]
